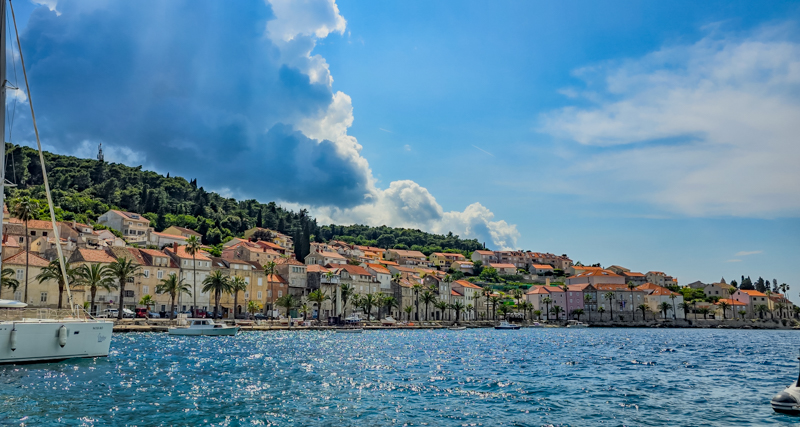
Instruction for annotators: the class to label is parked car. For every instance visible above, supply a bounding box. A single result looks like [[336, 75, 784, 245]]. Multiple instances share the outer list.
[[97, 309, 118, 318]]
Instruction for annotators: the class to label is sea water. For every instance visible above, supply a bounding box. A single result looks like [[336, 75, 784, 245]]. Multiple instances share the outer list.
[[1, 328, 799, 426]]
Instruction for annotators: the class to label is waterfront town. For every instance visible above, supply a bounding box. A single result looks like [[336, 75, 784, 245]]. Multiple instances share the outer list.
[[0, 207, 793, 327]]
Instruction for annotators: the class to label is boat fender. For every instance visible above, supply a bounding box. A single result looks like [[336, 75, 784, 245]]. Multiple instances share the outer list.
[[58, 325, 67, 347], [9, 328, 16, 351]]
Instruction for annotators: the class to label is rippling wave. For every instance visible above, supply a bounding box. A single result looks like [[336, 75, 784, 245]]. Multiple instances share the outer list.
[[1, 328, 798, 426]]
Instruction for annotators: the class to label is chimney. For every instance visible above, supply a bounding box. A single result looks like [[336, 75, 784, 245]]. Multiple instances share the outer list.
[[173, 242, 178, 252]]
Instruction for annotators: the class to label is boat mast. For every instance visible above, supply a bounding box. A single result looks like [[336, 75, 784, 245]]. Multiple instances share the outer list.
[[8, 0, 76, 314], [0, 0, 7, 279]]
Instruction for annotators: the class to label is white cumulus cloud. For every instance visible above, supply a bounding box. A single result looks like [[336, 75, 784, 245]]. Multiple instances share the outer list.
[[540, 24, 800, 218]]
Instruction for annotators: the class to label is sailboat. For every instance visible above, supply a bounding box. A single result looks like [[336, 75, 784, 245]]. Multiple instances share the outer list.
[[0, 0, 113, 364]]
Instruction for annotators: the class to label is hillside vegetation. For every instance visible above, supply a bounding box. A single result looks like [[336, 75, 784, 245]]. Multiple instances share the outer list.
[[3, 143, 484, 260]]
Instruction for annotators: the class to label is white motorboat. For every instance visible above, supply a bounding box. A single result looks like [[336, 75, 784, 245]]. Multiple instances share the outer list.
[[0, 4, 113, 365], [168, 319, 239, 336], [448, 326, 467, 331], [495, 321, 520, 330], [381, 316, 397, 326], [567, 320, 589, 328], [529, 322, 544, 328], [772, 352, 800, 415]]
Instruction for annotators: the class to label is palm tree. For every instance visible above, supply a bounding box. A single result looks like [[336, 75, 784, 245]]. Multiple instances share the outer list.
[[202, 270, 231, 319], [572, 308, 585, 321], [627, 281, 636, 321], [156, 273, 191, 319], [383, 296, 399, 319], [450, 301, 465, 324], [1, 268, 19, 301], [77, 263, 115, 316], [404, 305, 414, 321], [603, 292, 615, 321], [435, 300, 449, 321], [362, 293, 378, 322], [276, 294, 299, 320], [421, 291, 436, 321], [185, 235, 202, 316], [755, 304, 769, 320], [512, 288, 523, 306], [299, 303, 311, 321], [472, 291, 483, 320], [542, 296, 553, 321], [777, 302, 787, 319], [374, 292, 386, 319], [12, 196, 39, 304], [738, 309, 747, 320], [107, 257, 143, 320], [533, 309, 542, 321], [412, 283, 423, 321], [675, 301, 689, 320], [597, 306, 606, 320], [229, 276, 248, 319], [498, 304, 511, 320], [308, 289, 330, 323], [35, 259, 78, 309], [550, 305, 563, 320], [638, 304, 648, 321], [489, 296, 502, 320], [263, 261, 277, 318], [247, 300, 262, 316], [139, 294, 154, 314], [482, 286, 493, 320], [692, 300, 698, 320], [698, 307, 711, 320], [658, 302, 672, 319], [669, 293, 678, 320], [718, 301, 731, 320], [465, 303, 474, 321], [340, 283, 353, 317]]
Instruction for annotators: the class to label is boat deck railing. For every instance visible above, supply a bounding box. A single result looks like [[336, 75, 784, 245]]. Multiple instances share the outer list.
[[0, 307, 99, 322]]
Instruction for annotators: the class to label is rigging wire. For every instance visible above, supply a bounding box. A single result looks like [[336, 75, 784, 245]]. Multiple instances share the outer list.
[[9, 0, 76, 314], [4, 5, 18, 185]]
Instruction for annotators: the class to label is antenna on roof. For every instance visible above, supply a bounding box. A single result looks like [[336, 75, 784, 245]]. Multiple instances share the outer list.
[[97, 143, 104, 162]]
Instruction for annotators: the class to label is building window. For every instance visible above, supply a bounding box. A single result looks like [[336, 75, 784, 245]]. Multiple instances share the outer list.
[[125, 290, 134, 297], [127, 277, 134, 283], [278, 291, 283, 297], [143, 270, 150, 278], [245, 277, 250, 284], [267, 290, 272, 297], [244, 292, 249, 299], [42, 232, 48, 237], [257, 291, 263, 299], [30, 231, 36, 236], [143, 286, 149, 294], [14, 291, 21, 301], [16, 269, 23, 280], [39, 292, 48, 302], [18, 237, 23, 244], [157, 271, 164, 279], [258, 278, 263, 287]]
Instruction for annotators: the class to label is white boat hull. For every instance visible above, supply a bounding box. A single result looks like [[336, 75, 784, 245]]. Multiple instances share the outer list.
[[0, 320, 113, 364], [168, 326, 239, 336]]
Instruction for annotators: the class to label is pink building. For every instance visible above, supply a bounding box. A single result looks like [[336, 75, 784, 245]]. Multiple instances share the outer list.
[[731, 289, 770, 318]]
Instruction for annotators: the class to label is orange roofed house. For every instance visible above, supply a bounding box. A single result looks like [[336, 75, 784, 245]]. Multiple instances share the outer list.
[[731, 289, 770, 318]]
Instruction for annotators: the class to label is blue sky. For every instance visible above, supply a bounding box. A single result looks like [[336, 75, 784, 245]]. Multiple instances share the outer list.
[[9, 0, 800, 292]]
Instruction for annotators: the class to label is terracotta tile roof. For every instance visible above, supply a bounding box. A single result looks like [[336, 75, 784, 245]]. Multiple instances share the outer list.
[[151, 231, 188, 240], [364, 263, 391, 274], [490, 263, 517, 269], [166, 245, 211, 261], [72, 248, 117, 264], [451, 289, 462, 296], [474, 250, 494, 255], [243, 260, 264, 271], [265, 274, 288, 284], [255, 241, 284, 250], [567, 283, 595, 291], [389, 249, 426, 258], [306, 265, 330, 273], [593, 283, 644, 292], [339, 264, 373, 277], [453, 279, 482, 289], [378, 260, 399, 266], [392, 265, 418, 273], [738, 289, 767, 297], [622, 272, 646, 277], [110, 210, 149, 223], [635, 282, 680, 296], [275, 257, 304, 266], [311, 251, 346, 260], [572, 270, 621, 278], [3, 251, 51, 267], [7, 218, 54, 229], [716, 298, 747, 306], [167, 226, 201, 236], [531, 264, 554, 269]]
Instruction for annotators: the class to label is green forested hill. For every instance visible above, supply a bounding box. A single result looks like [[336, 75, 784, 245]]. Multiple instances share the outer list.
[[3, 144, 483, 259]]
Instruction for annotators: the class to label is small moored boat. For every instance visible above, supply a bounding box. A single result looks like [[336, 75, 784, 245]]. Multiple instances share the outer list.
[[495, 321, 520, 330], [168, 319, 239, 336], [567, 320, 589, 328], [772, 351, 800, 415], [448, 326, 467, 331]]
